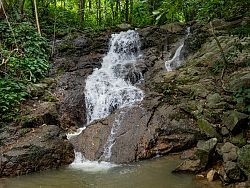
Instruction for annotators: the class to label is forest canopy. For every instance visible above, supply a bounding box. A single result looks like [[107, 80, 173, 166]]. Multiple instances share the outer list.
[[0, 0, 249, 33]]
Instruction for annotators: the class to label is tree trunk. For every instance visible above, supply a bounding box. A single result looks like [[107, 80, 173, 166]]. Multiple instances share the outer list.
[[79, 0, 83, 25], [31, 0, 35, 18], [79, 0, 86, 26], [115, 0, 119, 18], [88, 0, 91, 10], [33, 0, 41, 35], [98, 0, 101, 25], [125, 0, 129, 22], [0, 0, 6, 19], [129, 0, 133, 23], [110, 0, 114, 22], [19, 0, 25, 16], [96, 0, 98, 25], [104, 0, 106, 23]]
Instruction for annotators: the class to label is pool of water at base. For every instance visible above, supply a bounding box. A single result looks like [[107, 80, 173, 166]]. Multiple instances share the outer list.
[[0, 156, 222, 188]]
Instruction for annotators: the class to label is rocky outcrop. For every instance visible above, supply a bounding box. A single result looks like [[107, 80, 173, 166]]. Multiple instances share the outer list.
[[238, 145, 250, 177], [72, 103, 201, 163], [0, 125, 74, 177], [173, 138, 218, 173]]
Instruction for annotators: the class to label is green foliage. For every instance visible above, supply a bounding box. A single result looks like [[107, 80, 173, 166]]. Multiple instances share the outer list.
[[210, 60, 224, 75], [152, 0, 250, 24], [41, 7, 79, 35], [229, 24, 250, 38], [0, 79, 28, 120], [234, 87, 250, 112], [0, 21, 49, 121]]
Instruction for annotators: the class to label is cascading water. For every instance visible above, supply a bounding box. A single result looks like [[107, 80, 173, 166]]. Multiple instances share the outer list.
[[165, 27, 191, 71], [85, 30, 144, 123], [69, 30, 144, 170], [99, 111, 126, 162]]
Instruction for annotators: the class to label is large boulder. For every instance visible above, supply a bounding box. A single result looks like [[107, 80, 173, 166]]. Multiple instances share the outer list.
[[223, 161, 246, 183], [0, 125, 74, 177], [222, 111, 249, 132], [196, 119, 222, 140], [21, 102, 59, 128], [173, 138, 218, 173], [27, 83, 48, 97], [238, 145, 250, 176], [71, 100, 202, 164], [160, 22, 184, 33], [225, 71, 250, 92], [220, 142, 239, 162]]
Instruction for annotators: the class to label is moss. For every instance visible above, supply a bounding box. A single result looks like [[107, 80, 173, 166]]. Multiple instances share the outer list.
[[21, 115, 42, 128], [56, 67, 65, 75], [58, 43, 75, 51], [197, 119, 222, 141], [42, 91, 59, 102], [230, 132, 247, 147], [238, 145, 250, 176]]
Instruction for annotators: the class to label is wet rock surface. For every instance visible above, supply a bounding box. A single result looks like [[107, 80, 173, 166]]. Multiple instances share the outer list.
[[0, 125, 74, 177]]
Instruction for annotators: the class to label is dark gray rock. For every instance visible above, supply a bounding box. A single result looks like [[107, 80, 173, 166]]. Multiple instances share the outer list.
[[21, 102, 59, 128], [71, 100, 202, 164], [181, 28, 209, 59], [173, 138, 217, 173], [221, 142, 239, 162], [238, 145, 250, 176], [27, 83, 48, 97], [173, 159, 201, 173], [221, 127, 230, 136], [224, 161, 246, 182], [196, 119, 222, 140], [0, 125, 74, 177], [222, 111, 249, 132]]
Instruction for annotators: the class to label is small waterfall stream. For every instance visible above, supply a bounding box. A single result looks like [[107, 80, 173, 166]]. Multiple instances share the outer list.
[[165, 27, 190, 71], [69, 30, 144, 169]]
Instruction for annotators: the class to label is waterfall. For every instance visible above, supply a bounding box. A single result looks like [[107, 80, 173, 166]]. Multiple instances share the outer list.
[[165, 27, 191, 71], [165, 44, 184, 71], [69, 30, 144, 170], [99, 111, 126, 162], [85, 30, 144, 124]]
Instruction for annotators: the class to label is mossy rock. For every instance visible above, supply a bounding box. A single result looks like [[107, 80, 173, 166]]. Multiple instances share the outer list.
[[117, 23, 132, 30], [197, 119, 222, 141], [27, 83, 48, 97], [225, 72, 250, 92], [21, 102, 59, 128], [230, 132, 247, 147], [222, 110, 249, 132], [160, 22, 184, 33], [238, 145, 250, 176], [41, 78, 56, 86], [41, 91, 59, 102]]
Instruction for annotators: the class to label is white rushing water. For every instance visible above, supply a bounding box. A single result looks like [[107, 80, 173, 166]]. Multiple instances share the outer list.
[[165, 27, 191, 71], [99, 111, 126, 162], [85, 30, 143, 123], [69, 30, 144, 171]]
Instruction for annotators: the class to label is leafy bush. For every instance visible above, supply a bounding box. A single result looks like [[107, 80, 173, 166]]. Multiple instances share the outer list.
[[234, 87, 250, 112], [229, 24, 250, 38], [0, 21, 49, 121]]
